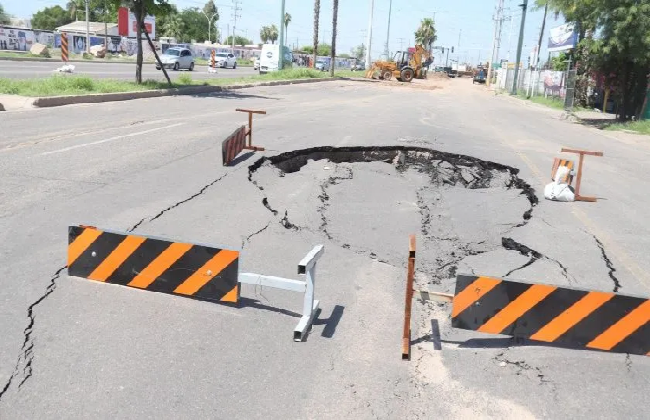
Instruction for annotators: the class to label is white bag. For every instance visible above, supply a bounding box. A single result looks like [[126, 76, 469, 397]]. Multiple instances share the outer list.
[[544, 165, 575, 202]]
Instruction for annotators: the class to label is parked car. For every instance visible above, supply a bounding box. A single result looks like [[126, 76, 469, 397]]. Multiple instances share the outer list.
[[215, 52, 237, 69], [315, 60, 327, 71], [351, 62, 365, 71], [157, 47, 194, 71], [253, 57, 260, 70]]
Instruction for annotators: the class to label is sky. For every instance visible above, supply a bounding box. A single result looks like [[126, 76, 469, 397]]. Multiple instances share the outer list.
[[4, 0, 566, 64]]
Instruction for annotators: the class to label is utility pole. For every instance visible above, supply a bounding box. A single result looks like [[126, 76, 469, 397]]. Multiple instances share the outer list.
[[511, 0, 528, 95], [457, 29, 462, 61], [486, 0, 504, 87], [365, 0, 374, 68], [231, 0, 241, 52], [384, 0, 392, 59], [445, 48, 450, 66], [279, 0, 286, 69], [85, 0, 90, 54]]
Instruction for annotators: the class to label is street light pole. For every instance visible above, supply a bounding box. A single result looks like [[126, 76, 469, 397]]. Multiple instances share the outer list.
[[278, 0, 286, 70], [202, 11, 218, 43], [365, 0, 374, 68], [384, 0, 392, 59]]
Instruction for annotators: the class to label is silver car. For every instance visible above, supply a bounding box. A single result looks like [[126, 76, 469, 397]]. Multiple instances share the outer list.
[[157, 47, 195, 71]]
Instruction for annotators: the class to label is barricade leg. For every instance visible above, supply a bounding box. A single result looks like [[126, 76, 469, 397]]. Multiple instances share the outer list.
[[238, 245, 325, 341]]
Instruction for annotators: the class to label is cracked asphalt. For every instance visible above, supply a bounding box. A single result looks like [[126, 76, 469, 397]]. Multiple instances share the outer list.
[[1, 78, 650, 418]]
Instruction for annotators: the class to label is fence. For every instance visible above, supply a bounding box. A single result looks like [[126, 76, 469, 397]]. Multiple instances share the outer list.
[[496, 68, 578, 110]]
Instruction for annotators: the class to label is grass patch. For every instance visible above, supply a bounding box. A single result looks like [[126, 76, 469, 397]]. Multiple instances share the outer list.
[[0, 75, 169, 96], [604, 120, 650, 135], [516, 93, 565, 110], [0, 51, 45, 59], [0, 68, 359, 97]]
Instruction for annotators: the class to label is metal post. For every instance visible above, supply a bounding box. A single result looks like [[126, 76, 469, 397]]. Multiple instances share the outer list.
[[402, 235, 416, 360], [384, 0, 392, 59], [511, 0, 528, 95], [85, 0, 90, 54], [365, 0, 374, 68], [279, 0, 286, 70]]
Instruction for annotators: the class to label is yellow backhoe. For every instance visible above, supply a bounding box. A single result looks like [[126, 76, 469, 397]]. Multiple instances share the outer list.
[[365, 45, 431, 82]]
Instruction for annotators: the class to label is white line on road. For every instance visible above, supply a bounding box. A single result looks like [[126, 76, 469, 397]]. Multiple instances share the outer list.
[[40, 122, 185, 156]]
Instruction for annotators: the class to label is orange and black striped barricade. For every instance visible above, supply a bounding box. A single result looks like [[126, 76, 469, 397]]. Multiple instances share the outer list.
[[68, 225, 324, 341], [68, 225, 240, 303], [208, 50, 217, 73], [222, 109, 266, 166], [560, 148, 603, 202], [551, 157, 574, 184], [451, 274, 649, 356], [61, 32, 69, 63]]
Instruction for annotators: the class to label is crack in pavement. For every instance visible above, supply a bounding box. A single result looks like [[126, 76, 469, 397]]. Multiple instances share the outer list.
[[3, 168, 245, 400], [502, 237, 575, 284], [241, 221, 272, 249], [592, 235, 621, 292], [0, 266, 66, 401], [127, 172, 232, 232]]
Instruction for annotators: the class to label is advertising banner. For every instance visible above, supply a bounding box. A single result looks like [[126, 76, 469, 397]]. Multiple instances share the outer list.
[[118, 7, 156, 39], [548, 23, 578, 53]]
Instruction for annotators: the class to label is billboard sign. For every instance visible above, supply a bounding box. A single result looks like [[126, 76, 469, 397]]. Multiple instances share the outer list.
[[548, 23, 578, 53], [118, 7, 156, 39]]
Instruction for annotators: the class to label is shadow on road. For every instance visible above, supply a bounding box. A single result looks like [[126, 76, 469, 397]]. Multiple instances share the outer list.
[[314, 304, 345, 339], [226, 151, 255, 166], [239, 297, 302, 318]]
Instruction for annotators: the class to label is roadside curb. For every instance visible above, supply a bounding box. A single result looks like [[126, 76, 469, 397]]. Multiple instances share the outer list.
[[0, 56, 252, 67], [30, 77, 339, 108]]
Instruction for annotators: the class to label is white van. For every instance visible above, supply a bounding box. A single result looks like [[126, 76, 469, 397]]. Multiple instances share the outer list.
[[259, 44, 293, 74]]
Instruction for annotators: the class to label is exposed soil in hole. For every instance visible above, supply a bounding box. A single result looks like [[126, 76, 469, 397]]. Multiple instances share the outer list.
[[248, 146, 539, 285]]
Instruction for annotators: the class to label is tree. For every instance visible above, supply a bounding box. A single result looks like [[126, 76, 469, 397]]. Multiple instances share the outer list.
[[180, 7, 207, 43], [351, 43, 366, 60], [260, 24, 278, 44], [284, 12, 292, 45], [313, 0, 320, 68], [32, 6, 73, 30], [160, 10, 185, 40], [225, 35, 252, 46], [302, 44, 331, 56], [0, 3, 10, 24], [414, 18, 437, 53], [330, 0, 338, 76]]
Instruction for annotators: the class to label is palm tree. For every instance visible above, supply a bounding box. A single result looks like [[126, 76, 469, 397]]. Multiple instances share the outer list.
[[268, 24, 279, 44], [162, 13, 185, 40], [329, 0, 338, 76], [260, 26, 270, 44], [415, 18, 437, 54], [284, 12, 292, 46], [66, 0, 79, 20], [313, 0, 320, 68]]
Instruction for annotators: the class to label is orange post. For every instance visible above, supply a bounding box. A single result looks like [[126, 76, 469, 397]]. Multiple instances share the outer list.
[[61, 32, 69, 63], [402, 235, 416, 360]]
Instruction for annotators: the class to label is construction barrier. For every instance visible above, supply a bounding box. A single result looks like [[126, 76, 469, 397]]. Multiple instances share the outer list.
[[452, 275, 649, 356], [67, 225, 324, 341], [68, 225, 240, 302], [559, 148, 603, 202], [61, 32, 69, 63], [402, 235, 416, 360], [208, 50, 217, 73], [221, 109, 266, 166], [402, 235, 649, 358]]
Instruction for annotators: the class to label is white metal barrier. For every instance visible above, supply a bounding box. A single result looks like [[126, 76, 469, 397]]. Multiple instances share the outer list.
[[239, 245, 324, 341]]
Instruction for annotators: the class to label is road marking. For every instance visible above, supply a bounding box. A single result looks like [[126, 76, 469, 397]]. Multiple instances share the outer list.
[[40, 123, 185, 156]]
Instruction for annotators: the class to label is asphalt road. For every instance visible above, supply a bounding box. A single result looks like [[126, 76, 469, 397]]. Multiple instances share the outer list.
[[0, 60, 257, 81], [1, 78, 649, 418]]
